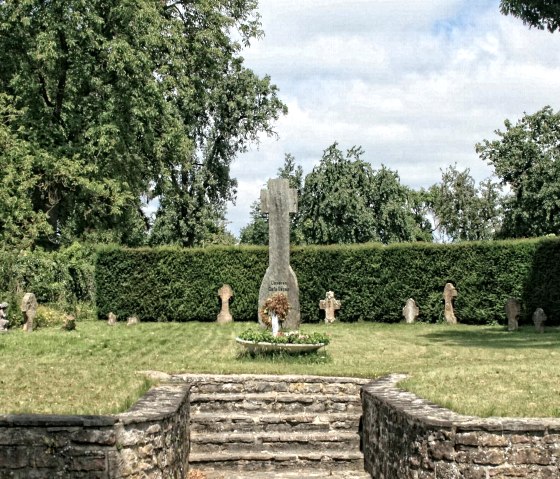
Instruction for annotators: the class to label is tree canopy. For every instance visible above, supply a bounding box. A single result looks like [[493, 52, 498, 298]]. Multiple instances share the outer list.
[[423, 165, 502, 242], [0, 0, 286, 249], [241, 144, 431, 245], [500, 0, 560, 32], [476, 106, 560, 238]]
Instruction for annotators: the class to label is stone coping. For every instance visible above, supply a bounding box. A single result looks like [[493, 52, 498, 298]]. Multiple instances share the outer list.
[[174, 372, 371, 384], [362, 373, 560, 433], [0, 381, 190, 428]]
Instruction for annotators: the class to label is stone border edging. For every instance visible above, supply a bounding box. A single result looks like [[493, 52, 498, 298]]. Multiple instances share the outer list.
[[361, 374, 560, 478], [362, 374, 560, 431], [0, 381, 190, 477]]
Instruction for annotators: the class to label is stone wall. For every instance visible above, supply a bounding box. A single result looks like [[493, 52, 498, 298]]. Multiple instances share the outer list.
[[361, 374, 560, 478], [0, 382, 190, 478]]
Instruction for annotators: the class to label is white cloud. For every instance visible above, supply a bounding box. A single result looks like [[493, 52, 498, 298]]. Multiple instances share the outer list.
[[226, 0, 560, 236]]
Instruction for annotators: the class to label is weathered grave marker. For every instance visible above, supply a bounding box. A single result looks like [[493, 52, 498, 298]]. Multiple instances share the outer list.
[[21, 293, 38, 332], [402, 298, 419, 324], [127, 316, 139, 326], [258, 178, 301, 330], [319, 291, 341, 323], [0, 302, 8, 332], [443, 283, 458, 324], [108, 312, 117, 325], [217, 284, 234, 324], [505, 298, 521, 331], [533, 308, 546, 333]]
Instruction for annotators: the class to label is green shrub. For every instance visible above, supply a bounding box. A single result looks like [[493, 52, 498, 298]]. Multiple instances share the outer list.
[[95, 238, 560, 325]]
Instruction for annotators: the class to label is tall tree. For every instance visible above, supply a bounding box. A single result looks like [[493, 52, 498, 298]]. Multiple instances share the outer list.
[[0, 0, 286, 248], [500, 0, 560, 32], [476, 106, 560, 238], [424, 165, 502, 242], [298, 143, 427, 245]]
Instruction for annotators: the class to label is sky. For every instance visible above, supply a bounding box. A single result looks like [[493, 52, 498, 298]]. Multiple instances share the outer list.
[[225, 0, 560, 236]]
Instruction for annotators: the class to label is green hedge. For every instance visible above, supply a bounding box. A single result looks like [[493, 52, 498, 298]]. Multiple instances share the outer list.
[[95, 238, 560, 325]]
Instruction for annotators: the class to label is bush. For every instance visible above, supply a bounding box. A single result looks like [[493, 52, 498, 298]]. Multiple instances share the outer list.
[[95, 238, 560, 325]]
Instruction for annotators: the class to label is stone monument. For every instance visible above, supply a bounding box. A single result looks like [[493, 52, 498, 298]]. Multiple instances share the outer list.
[[217, 284, 234, 324], [533, 308, 546, 333], [505, 298, 521, 331], [443, 283, 458, 324], [319, 291, 341, 324], [0, 302, 8, 332], [21, 293, 38, 332], [402, 298, 419, 324], [258, 178, 300, 330], [127, 316, 139, 326], [108, 312, 117, 325]]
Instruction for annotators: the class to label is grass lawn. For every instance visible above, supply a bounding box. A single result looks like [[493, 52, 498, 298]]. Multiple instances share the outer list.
[[1, 320, 560, 418]]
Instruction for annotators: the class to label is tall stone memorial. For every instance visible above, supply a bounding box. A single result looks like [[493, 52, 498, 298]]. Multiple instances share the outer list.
[[258, 178, 301, 330]]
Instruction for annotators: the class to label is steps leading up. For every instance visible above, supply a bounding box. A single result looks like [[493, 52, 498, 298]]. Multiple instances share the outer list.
[[180, 374, 371, 478]]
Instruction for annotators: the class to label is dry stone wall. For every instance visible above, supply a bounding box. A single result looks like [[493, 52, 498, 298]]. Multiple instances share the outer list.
[[361, 374, 560, 478], [0, 382, 190, 478]]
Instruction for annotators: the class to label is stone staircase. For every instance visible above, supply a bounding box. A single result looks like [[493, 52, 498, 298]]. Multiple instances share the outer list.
[[181, 374, 372, 479]]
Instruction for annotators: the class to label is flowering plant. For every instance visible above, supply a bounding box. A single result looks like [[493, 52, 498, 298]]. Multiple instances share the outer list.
[[238, 328, 330, 345], [259, 292, 290, 327]]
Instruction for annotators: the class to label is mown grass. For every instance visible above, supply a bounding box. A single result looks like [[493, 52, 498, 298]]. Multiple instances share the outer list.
[[1, 320, 559, 417]]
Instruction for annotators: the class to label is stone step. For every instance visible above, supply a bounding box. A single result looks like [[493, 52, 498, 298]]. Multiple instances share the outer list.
[[197, 469, 372, 479], [188, 451, 365, 472], [190, 431, 360, 454], [190, 393, 361, 414], [190, 412, 361, 433], [183, 375, 367, 396]]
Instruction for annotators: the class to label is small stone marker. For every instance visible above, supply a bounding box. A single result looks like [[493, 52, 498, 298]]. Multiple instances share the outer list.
[[0, 302, 8, 332], [533, 308, 546, 333], [258, 178, 301, 330], [62, 314, 76, 331], [319, 291, 341, 324], [443, 283, 458, 324], [21, 293, 38, 333], [108, 312, 117, 325], [217, 284, 234, 324], [127, 316, 139, 326], [402, 298, 419, 324], [505, 298, 521, 331]]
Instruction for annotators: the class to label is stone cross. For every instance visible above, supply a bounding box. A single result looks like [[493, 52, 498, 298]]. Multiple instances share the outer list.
[[0, 302, 8, 333], [217, 284, 234, 324], [21, 293, 37, 333], [258, 178, 301, 330], [443, 283, 458, 324], [402, 298, 419, 324], [533, 308, 546, 333], [319, 291, 341, 324], [505, 298, 521, 331]]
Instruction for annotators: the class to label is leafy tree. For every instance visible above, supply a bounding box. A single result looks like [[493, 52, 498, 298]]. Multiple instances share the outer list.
[[476, 106, 560, 238], [424, 165, 502, 242], [500, 0, 560, 32], [298, 143, 427, 245], [0, 94, 51, 249], [0, 0, 286, 248]]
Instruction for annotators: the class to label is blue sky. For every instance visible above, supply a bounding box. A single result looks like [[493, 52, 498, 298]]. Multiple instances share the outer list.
[[225, 0, 560, 235]]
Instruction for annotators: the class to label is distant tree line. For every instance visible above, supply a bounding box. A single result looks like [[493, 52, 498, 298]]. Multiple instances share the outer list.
[[240, 106, 560, 245]]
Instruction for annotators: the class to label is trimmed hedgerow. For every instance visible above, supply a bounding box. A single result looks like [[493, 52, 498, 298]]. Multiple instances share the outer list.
[[95, 238, 560, 325]]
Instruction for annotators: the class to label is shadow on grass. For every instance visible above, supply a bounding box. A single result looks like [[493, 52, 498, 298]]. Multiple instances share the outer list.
[[235, 349, 332, 365], [422, 326, 560, 349]]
